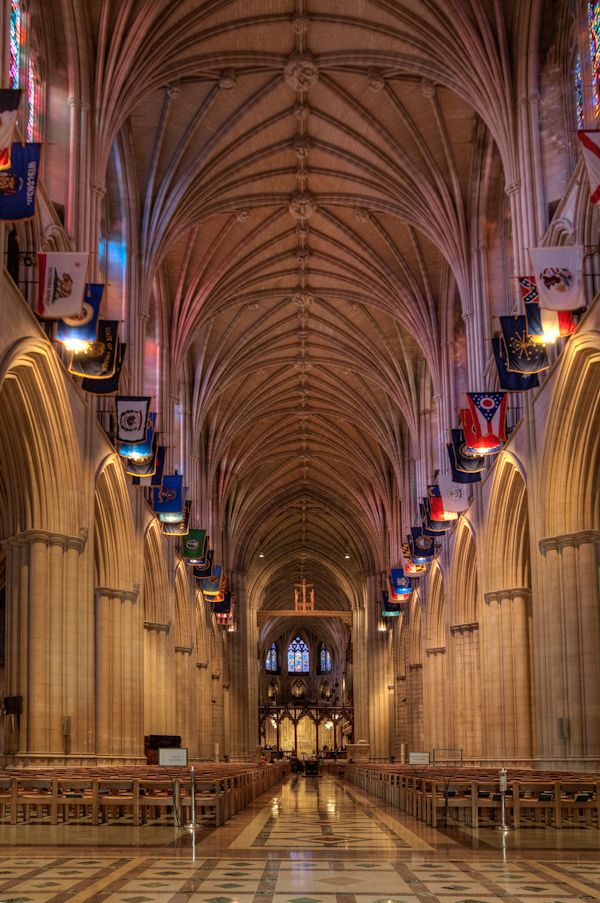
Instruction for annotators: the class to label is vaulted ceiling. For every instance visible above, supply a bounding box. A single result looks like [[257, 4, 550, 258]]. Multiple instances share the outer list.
[[91, 0, 516, 618]]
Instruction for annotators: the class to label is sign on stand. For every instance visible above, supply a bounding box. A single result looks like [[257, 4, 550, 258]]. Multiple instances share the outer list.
[[408, 751, 430, 765], [158, 748, 188, 766]]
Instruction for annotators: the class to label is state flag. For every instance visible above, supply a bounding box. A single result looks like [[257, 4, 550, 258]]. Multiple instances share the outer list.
[[69, 320, 119, 379], [116, 396, 151, 444], [428, 484, 458, 522], [37, 252, 89, 319], [0, 90, 21, 169], [161, 500, 191, 536], [524, 300, 576, 344], [81, 342, 125, 395], [410, 527, 434, 563], [56, 283, 103, 350], [492, 336, 539, 392], [463, 392, 507, 454], [499, 316, 549, 373], [577, 129, 600, 203], [528, 246, 585, 310], [0, 141, 40, 221], [437, 473, 470, 513], [182, 529, 208, 563]]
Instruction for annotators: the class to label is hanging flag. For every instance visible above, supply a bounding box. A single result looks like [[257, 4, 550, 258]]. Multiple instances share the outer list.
[[464, 392, 507, 454], [81, 342, 125, 394], [518, 275, 539, 304], [524, 300, 576, 345], [182, 529, 208, 563], [214, 592, 234, 625], [401, 542, 427, 575], [161, 500, 191, 536], [528, 246, 585, 310], [56, 283, 103, 350], [120, 411, 156, 461], [499, 315, 549, 373], [124, 436, 158, 478], [410, 527, 435, 563], [0, 90, 22, 169], [37, 251, 89, 319], [69, 320, 119, 379], [438, 473, 470, 514], [449, 428, 485, 475], [577, 129, 600, 203], [0, 142, 41, 221], [116, 396, 151, 444], [381, 590, 403, 617], [131, 443, 165, 487], [201, 564, 226, 598], [428, 485, 459, 522], [193, 550, 214, 580], [390, 567, 412, 597], [420, 499, 448, 533], [153, 474, 184, 519], [491, 336, 540, 392]]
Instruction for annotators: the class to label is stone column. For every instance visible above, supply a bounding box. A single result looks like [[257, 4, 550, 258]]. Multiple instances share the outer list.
[[482, 588, 534, 762], [407, 663, 424, 752], [175, 645, 194, 752], [537, 531, 600, 768], [195, 661, 211, 759], [423, 647, 448, 756], [227, 580, 259, 760], [143, 621, 175, 737], [95, 586, 142, 759], [3, 529, 86, 761], [366, 588, 392, 759], [449, 623, 482, 761]]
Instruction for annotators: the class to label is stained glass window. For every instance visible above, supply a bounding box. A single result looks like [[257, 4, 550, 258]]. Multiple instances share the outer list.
[[590, 1, 600, 119], [287, 636, 309, 672], [266, 642, 278, 672], [9, 0, 21, 89], [27, 56, 39, 142], [576, 52, 584, 127], [320, 645, 332, 672]]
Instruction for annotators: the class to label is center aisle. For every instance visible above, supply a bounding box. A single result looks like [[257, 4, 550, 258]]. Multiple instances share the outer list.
[[2, 774, 600, 900]]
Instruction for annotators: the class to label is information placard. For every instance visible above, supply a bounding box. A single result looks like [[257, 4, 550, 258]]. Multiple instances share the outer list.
[[158, 747, 188, 766], [408, 751, 430, 765]]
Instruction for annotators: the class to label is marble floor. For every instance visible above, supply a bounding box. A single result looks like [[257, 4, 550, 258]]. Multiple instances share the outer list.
[[0, 774, 600, 902]]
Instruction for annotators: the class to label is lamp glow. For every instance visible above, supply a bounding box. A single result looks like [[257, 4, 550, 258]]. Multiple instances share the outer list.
[[61, 337, 92, 353]]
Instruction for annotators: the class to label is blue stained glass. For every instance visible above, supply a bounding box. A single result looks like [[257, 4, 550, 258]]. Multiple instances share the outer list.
[[288, 636, 309, 672], [320, 645, 332, 672], [590, 1, 600, 119], [9, 0, 21, 89], [576, 52, 584, 127], [266, 642, 278, 671]]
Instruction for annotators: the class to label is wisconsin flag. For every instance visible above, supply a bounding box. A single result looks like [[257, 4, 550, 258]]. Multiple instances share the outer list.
[[37, 252, 89, 319], [528, 246, 585, 311], [577, 130, 600, 203], [0, 90, 21, 169], [0, 142, 41, 221]]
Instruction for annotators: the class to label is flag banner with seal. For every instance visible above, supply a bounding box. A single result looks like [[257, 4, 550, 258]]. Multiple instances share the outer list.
[[132, 442, 165, 486], [182, 529, 207, 563], [0, 142, 41, 221], [381, 590, 403, 617], [410, 526, 435, 563], [528, 246, 585, 310], [0, 90, 22, 170], [116, 396, 151, 444], [69, 319, 119, 379], [464, 392, 507, 454], [81, 342, 125, 394], [428, 484, 459, 521], [524, 300, 576, 344], [577, 129, 600, 203], [438, 473, 471, 513], [492, 336, 540, 392], [200, 564, 226, 598], [447, 430, 482, 483], [518, 275, 539, 304], [499, 315, 549, 373], [420, 499, 449, 533], [449, 428, 485, 474], [161, 500, 190, 536], [401, 542, 427, 575], [121, 411, 156, 461], [153, 473, 184, 518], [56, 283, 103, 348], [193, 549, 214, 580], [390, 567, 412, 597], [37, 251, 89, 319]]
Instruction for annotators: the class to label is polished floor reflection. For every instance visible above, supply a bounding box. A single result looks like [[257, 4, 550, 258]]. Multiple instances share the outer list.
[[1, 774, 600, 901]]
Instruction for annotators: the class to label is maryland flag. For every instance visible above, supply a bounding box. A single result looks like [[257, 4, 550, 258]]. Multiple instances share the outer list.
[[401, 542, 427, 576]]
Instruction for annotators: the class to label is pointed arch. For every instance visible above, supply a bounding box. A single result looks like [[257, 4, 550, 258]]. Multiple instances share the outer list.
[[485, 454, 530, 590], [143, 520, 169, 624], [174, 561, 193, 649], [450, 518, 480, 624], [425, 562, 445, 648], [94, 455, 135, 590]]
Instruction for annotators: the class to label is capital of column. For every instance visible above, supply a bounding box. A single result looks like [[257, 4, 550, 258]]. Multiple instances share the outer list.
[[505, 181, 521, 198], [144, 621, 170, 633], [539, 530, 600, 555], [484, 586, 531, 605], [91, 183, 106, 200], [426, 646, 446, 656], [408, 662, 422, 671], [95, 585, 139, 603], [175, 645, 193, 654], [196, 661, 209, 669], [2, 528, 87, 553], [449, 621, 478, 634], [211, 672, 221, 681]]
